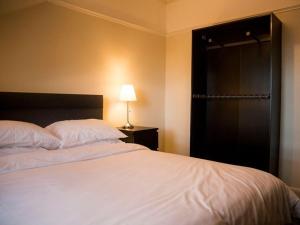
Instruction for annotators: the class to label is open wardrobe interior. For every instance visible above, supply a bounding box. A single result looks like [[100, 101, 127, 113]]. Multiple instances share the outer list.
[[190, 14, 282, 175]]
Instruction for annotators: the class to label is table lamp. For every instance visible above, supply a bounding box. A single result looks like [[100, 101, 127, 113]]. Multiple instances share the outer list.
[[119, 84, 137, 129]]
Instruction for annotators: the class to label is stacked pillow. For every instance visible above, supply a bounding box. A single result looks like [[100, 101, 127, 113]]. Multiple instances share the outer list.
[[46, 119, 126, 148], [0, 119, 126, 150], [0, 120, 60, 149]]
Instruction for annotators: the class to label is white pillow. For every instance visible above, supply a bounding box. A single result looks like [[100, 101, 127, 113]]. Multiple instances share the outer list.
[[46, 119, 127, 148], [0, 120, 61, 150]]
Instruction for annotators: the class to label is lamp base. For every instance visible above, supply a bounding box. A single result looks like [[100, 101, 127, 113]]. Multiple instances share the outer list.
[[123, 122, 134, 129]]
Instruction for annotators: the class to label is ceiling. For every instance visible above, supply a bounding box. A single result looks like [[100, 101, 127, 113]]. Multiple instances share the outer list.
[[0, 0, 178, 15], [0, 0, 167, 33], [1, 0, 300, 34]]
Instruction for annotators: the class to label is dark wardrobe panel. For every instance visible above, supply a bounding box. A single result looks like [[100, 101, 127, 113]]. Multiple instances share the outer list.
[[190, 14, 281, 175], [207, 47, 240, 94]]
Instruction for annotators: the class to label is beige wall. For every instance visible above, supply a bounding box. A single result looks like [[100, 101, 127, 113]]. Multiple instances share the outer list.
[[164, 8, 300, 188], [277, 9, 300, 188], [164, 32, 191, 155], [166, 0, 300, 33], [0, 2, 166, 149]]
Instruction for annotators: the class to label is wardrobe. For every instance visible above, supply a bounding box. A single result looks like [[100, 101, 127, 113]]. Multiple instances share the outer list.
[[190, 14, 282, 175]]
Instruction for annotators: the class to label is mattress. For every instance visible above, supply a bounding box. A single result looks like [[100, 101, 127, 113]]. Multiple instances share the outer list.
[[0, 142, 298, 225]]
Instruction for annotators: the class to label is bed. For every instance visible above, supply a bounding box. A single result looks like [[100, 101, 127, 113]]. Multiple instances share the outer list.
[[0, 92, 299, 225]]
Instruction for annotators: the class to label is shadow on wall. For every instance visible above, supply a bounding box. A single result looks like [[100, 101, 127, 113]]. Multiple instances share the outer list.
[[277, 9, 300, 187], [164, 129, 189, 155]]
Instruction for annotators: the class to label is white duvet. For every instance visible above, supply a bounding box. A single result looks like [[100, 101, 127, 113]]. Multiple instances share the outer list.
[[0, 142, 299, 225]]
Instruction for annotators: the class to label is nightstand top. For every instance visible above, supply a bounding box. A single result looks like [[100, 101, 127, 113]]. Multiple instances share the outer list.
[[118, 126, 158, 132]]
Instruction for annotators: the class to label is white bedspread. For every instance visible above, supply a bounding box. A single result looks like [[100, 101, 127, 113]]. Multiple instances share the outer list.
[[0, 142, 298, 225]]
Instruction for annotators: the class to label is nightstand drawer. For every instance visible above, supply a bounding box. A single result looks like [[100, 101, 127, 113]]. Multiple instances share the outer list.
[[118, 126, 158, 150]]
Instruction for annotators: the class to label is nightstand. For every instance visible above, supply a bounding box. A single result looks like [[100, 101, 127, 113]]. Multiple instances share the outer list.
[[118, 126, 158, 150]]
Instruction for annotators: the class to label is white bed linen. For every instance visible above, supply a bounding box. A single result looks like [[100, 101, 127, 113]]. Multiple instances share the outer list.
[[0, 142, 297, 225], [0, 147, 44, 157]]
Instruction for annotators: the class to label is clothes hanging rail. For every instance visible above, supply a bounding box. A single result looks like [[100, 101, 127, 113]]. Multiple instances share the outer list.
[[192, 94, 271, 99], [206, 37, 270, 50]]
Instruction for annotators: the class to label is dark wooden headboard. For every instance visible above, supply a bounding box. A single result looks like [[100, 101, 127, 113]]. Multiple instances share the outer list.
[[0, 92, 103, 127]]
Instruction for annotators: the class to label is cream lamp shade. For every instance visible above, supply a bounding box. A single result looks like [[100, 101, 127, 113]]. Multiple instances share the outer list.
[[119, 84, 137, 102]]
